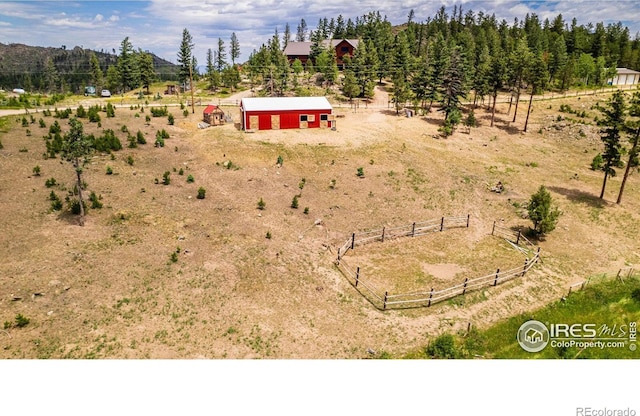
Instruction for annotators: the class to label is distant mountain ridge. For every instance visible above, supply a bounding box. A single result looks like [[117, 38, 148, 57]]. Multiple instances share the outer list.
[[0, 42, 178, 92]]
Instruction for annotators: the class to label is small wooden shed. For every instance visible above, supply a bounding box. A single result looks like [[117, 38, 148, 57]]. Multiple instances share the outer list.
[[203, 105, 225, 125]]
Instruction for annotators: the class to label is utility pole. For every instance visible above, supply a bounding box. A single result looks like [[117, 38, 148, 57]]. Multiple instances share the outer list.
[[189, 63, 195, 114]]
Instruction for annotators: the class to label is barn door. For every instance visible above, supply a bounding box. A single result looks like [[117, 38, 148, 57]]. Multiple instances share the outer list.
[[271, 115, 280, 129], [249, 115, 259, 130]]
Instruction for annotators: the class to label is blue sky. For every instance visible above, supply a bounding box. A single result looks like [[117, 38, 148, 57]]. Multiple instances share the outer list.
[[1, 1, 640, 66]]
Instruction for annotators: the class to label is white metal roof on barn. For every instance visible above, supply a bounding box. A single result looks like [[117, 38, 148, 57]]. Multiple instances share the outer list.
[[241, 96, 332, 112]]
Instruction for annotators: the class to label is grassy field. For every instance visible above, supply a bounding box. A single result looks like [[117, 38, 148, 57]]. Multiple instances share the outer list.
[[406, 274, 640, 359], [1, 85, 640, 358]]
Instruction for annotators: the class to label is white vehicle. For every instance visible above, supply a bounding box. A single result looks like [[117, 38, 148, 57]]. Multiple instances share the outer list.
[[101, 89, 111, 97]]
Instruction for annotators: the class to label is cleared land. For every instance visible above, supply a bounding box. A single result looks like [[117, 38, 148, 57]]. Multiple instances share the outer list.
[[1, 88, 639, 358]]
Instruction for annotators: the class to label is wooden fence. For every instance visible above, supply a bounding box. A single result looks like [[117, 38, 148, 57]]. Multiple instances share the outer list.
[[566, 267, 637, 297], [334, 216, 541, 310]]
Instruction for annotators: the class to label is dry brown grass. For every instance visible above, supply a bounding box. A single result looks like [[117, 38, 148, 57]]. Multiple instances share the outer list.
[[1, 90, 639, 358]]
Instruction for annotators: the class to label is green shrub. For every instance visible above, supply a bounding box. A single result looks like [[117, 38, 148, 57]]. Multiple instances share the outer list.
[[257, 198, 266, 210], [126, 155, 134, 166], [89, 191, 103, 209], [265, 231, 272, 239], [183, 109, 189, 117], [277, 155, 283, 166], [106, 166, 113, 175], [303, 207, 309, 215], [14, 314, 30, 328], [32, 165, 41, 176], [427, 333, 459, 359], [169, 252, 178, 263], [45, 177, 57, 187], [136, 130, 146, 144], [69, 199, 86, 215], [168, 114, 175, 125], [632, 288, 640, 303], [50, 191, 63, 211], [106, 103, 115, 117], [21, 117, 29, 127], [291, 195, 299, 209], [186, 174, 195, 183], [162, 171, 171, 185], [356, 167, 364, 177], [151, 106, 168, 117], [76, 105, 87, 118], [178, 168, 184, 176], [591, 153, 604, 170], [197, 187, 206, 199], [39, 118, 46, 128]]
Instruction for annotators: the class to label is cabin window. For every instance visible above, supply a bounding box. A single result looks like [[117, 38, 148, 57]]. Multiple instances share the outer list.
[[341, 46, 349, 52], [320, 114, 328, 121], [300, 115, 308, 122]]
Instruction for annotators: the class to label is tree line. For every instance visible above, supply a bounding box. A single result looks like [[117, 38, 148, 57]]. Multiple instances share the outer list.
[[243, 7, 640, 133]]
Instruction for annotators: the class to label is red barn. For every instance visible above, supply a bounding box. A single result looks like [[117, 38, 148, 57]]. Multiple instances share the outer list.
[[240, 97, 333, 131]]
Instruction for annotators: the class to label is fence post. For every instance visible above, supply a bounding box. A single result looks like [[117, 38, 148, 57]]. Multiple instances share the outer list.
[[494, 269, 500, 286], [428, 288, 434, 307], [522, 259, 528, 276], [492, 221, 496, 235], [516, 230, 521, 245], [351, 233, 355, 250], [337, 247, 341, 263], [466, 214, 470, 228], [355, 267, 360, 287], [440, 217, 445, 231], [381, 227, 385, 243], [462, 277, 469, 295], [411, 222, 416, 237], [383, 291, 388, 310]]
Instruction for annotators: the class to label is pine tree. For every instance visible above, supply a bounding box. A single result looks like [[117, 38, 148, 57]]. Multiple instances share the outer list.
[[617, 91, 640, 204], [509, 37, 533, 122], [230, 32, 241, 65], [177, 29, 194, 87], [596, 90, 626, 199], [117, 37, 137, 92], [89, 52, 103, 89], [216, 38, 227, 72], [524, 54, 549, 132], [528, 185, 561, 236], [439, 46, 466, 126], [296, 19, 308, 42], [43, 58, 60, 93], [138, 51, 156, 94], [60, 118, 93, 226]]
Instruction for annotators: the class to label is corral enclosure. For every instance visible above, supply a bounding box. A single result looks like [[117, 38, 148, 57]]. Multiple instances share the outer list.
[[1, 90, 640, 358]]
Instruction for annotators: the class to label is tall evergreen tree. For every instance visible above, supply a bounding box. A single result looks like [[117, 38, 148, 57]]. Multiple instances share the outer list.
[[89, 52, 103, 89], [438, 47, 466, 135], [43, 57, 60, 93], [138, 51, 156, 94], [296, 19, 308, 42], [524, 54, 549, 132], [177, 29, 195, 87], [117, 37, 137, 92], [230, 32, 240, 65], [617, 91, 640, 204], [216, 38, 227, 72], [596, 90, 626, 199]]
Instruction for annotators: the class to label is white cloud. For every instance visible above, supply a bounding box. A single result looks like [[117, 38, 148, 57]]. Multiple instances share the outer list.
[[94, 14, 103, 22], [109, 15, 119, 22]]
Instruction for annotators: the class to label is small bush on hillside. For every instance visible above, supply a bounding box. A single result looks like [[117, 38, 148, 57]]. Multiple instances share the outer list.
[[186, 174, 195, 183], [89, 191, 103, 209], [257, 198, 266, 210], [291, 195, 299, 209], [45, 177, 57, 188], [426, 334, 459, 359], [197, 187, 206, 199], [591, 153, 604, 170], [162, 171, 171, 185], [168, 114, 175, 125]]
